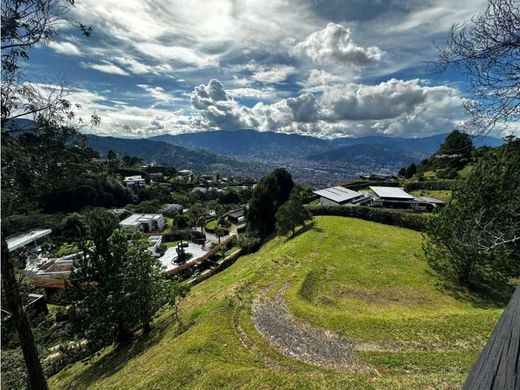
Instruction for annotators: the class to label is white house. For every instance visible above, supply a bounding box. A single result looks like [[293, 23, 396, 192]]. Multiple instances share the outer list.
[[123, 175, 145, 187], [370, 186, 416, 209], [313, 186, 368, 206], [120, 214, 165, 233], [7, 229, 52, 254]]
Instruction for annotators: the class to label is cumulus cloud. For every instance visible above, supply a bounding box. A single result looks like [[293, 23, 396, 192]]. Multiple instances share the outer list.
[[319, 79, 427, 120], [291, 23, 383, 67], [286, 93, 318, 122], [299, 69, 346, 92]]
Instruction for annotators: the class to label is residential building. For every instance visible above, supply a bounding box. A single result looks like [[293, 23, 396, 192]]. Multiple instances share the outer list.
[[369, 186, 415, 209], [120, 213, 165, 233], [313, 186, 369, 206], [7, 229, 52, 254], [123, 175, 146, 187]]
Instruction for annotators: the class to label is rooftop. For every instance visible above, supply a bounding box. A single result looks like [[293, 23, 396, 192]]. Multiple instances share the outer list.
[[416, 196, 445, 204], [369, 186, 414, 200], [313, 186, 363, 203], [120, 213, 164, 226], [7, 229, 52, 252], [124, 175, 144, 181]]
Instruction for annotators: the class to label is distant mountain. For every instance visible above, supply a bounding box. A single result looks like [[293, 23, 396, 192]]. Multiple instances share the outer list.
[[149, 130, 330, 158], [149, 129, 502, 162], [86, 134, 268, 176], [307, 143, 420, 166]]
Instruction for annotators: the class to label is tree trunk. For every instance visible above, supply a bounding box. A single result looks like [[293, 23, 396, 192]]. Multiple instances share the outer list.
[[1, 235, 48, 390]]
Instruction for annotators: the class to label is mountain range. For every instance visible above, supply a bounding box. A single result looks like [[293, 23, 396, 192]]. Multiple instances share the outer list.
[[83, 129, 502, 186]]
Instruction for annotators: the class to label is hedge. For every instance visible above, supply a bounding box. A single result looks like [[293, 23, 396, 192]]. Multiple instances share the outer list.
[[162, 229, 206, 244], [310, 206, 429, 232], [403, 180, 455, 192]]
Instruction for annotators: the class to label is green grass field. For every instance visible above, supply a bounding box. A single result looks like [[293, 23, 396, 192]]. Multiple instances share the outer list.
[[50, 217, 502, 389], [410, 189, 453, 202]]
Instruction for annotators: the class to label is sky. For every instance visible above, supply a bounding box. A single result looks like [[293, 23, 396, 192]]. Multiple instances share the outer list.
[[24, 0, 507, 139]]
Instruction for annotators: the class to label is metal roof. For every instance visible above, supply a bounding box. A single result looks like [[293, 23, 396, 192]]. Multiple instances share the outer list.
[[416, 196, 445, 204], [369, 186, 414, 200], [120, 214, 163, 226], [7, 229, 52, 252], [313, 186, 363, 203]]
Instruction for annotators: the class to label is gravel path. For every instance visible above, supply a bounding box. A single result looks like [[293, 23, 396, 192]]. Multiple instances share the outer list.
[[252, 285, 358, 370]]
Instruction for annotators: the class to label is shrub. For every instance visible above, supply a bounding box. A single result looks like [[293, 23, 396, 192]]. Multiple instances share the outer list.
[[162, 229, 205, 244], [403, 180, 455, 192], [236, 232, 262, 254], [310, 206, 428, 232]]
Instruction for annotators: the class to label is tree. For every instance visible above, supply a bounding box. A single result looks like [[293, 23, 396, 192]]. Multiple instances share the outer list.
[[247, 168, 294, 238], [433, 0, 520, 134], [214, 226, 225, 244], [423, 139, 520, 291], [405, 163, 417, 179], [275, 189, 312, 237], [167, 281, 191, 326], [60, 213, 89, 244], [398, 167, 407, 177], [123, 233, 167, 335], [437, 130, 473, 158]]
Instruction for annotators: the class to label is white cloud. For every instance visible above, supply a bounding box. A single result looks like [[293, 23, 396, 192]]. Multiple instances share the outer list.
[[291, 23, 383, 67], [48, 41, 82, 56], [137, 84, 183, 106], [286, 93, 318, 122], [114, 56, 173, 75], [227, 87, 280, 100], [251, 64, 296, 84], [299, 69, 346, 92], [84, 61, 130, 76]]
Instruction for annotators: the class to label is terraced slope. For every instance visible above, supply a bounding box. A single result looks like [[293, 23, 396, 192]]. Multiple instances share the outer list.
[[50, 217, 502, 389]]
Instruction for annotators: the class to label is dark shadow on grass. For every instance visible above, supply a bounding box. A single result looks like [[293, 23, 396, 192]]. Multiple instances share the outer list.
[[284, 222, 322, 242], [426, 268, 513, 308], [62, 316, 187, 389]]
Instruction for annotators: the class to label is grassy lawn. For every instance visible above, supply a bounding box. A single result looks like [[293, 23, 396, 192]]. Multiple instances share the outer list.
[[50, 216, 502, 389], [53, 243, 80, 257], [163, 240, 180, 247], [410, 189, 453, 202], [206, 219, 218, 230], [458, 164, 473, 178], [164, 217, 174, 231]]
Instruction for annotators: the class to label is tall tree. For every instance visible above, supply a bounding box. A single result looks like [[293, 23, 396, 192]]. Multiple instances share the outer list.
[[437, 130, 473, 158], [424, 139, 520, 291], [275, 189, 312, 237], [433, 0, 520, 134], [247, 168, 294, 238]]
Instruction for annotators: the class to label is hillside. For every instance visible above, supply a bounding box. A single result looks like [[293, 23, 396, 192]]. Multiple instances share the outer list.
[[86, 135, 269, 177], [50, 217, 501, 389], [149, 130, 502, 161]]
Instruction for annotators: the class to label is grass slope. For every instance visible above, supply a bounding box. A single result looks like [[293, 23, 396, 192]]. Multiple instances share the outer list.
[[50, 217, 502, 389]]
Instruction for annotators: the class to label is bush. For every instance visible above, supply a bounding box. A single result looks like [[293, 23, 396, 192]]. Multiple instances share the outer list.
[[310, 206, 429, 232], [162, 229, 205, 244], [403, 180, 454, 192], [236, 232, 262, 254]]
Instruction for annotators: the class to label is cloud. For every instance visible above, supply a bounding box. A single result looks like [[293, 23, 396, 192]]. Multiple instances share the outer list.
[[48, 41, 82, 56], [286, 93, 318, 122], [137, 84, 182, 106], [84, 61, 130, 76], [114, 56, 173, 75], [291, 23, 383, 67], [227, 87, 281, 100], [319, 79, 427, 121], [299, 69, 346, 92], [251, 64, 296, 84]]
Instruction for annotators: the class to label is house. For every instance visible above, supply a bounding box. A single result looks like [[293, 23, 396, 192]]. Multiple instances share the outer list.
[[123, 175, 145, 187], [369, 186, 416, 209], [7, 229, 52, 254], [313, 186, 368, 206], [413, 196, 445, 211], [228, 210, 245, 224], [359, 173, 397, 181], [178, 169, 193, 176], [120, 213, 165, 233]]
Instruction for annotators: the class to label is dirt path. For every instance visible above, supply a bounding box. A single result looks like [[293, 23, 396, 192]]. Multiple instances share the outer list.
[[251, 285, 359, 370]]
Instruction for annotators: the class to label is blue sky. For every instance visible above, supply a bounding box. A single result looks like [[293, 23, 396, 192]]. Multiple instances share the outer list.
[[25, 0, 507, 139]]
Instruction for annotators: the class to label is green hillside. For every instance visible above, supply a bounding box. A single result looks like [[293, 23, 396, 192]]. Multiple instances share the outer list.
[[50, 217, 502, 389]]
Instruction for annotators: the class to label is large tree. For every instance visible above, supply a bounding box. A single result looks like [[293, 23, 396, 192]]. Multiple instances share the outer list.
[[424, 139, 520, 291], [247, 168, 294, 238], [434, 0, 520, 134], [275, 189, 312, 237]]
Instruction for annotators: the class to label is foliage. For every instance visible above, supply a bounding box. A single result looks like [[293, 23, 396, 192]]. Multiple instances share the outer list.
[[236, 232, 262, 254], [275, 190, 312, 236], [162, 229, 205, 244], [247, 168, 294, 238], [424, 140, 520, 291], [434, 0, 520, 133], [50, 217, 503, 389], [311, 205, 428, 232], [67, 209, 167, 347], [403, 180, 455, 192], [60, 213, 89, 244], [437, 130, 473, 157], [167, 281, 191, 325]]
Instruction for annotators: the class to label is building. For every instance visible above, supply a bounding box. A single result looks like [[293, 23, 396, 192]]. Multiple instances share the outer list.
[[123, 175, 146, 187], [178, 169, 193, 176], [120, 214, 165, 233], [228, 210, 245, 224], [7, 229, 52, 254], [413, 196, 445, 211], [313, 186, 369, 206], [369, 186, 415, 209], [359, 173, 397, 181]]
